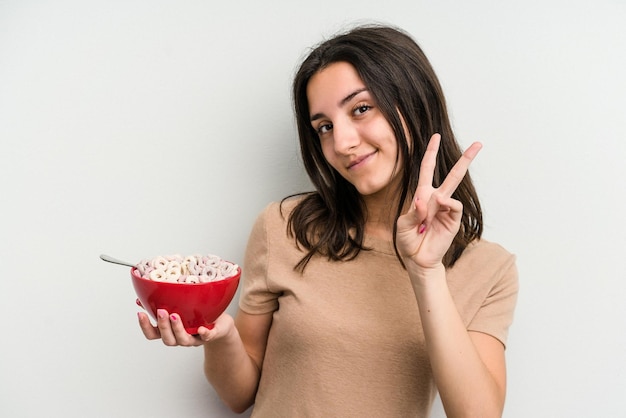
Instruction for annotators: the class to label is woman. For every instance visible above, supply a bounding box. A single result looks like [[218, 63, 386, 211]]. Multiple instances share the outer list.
[[139, 24, 518, 417]]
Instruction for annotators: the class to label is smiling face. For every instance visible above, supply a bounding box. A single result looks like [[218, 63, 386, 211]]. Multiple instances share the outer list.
[[307, 62, 401, 198]]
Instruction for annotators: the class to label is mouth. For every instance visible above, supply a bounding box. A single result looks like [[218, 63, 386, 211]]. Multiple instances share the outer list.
[[347, 151, 376, 170]]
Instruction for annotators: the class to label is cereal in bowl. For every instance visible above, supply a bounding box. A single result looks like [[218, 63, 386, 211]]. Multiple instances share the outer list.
[[135, 254, 239, 284]]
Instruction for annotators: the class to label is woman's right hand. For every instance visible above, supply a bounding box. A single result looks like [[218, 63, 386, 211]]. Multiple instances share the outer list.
[[138, 310, 235, 347]]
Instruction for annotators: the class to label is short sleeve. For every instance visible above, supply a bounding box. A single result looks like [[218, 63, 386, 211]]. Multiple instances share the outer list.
[[467, 254, 519, 347], [238, 204, 281, 314]]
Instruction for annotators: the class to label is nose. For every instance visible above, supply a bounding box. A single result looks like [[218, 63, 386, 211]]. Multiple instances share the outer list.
[[332, 120, 360, 154]]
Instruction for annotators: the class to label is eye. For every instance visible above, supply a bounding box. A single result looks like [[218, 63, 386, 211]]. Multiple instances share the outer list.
[[316, 122, 333, 135], [353, 104, 372, 116]]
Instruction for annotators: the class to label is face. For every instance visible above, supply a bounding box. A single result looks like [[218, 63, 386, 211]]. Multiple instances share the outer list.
[[307, 62, 401, 198]]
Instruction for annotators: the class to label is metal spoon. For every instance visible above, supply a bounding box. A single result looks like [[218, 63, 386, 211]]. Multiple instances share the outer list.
[[100, 254, 136, 268]]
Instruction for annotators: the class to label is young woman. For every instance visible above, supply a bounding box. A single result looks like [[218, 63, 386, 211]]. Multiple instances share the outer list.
[[139, 24, 518, 417]]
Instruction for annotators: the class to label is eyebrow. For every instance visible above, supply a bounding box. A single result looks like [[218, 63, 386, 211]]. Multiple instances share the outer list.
[[310, 87, 369, 122]]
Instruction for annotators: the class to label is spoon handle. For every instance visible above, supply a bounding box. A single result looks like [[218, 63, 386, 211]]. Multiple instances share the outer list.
[[100, 254, 136, 268]]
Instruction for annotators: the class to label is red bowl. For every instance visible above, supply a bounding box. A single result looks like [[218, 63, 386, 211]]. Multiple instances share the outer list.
[[131, 266, 241, 334]]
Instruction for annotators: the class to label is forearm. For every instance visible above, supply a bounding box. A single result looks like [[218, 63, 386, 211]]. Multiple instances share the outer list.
[[203, 326, 260, 413], [408, 264, 505, 417]]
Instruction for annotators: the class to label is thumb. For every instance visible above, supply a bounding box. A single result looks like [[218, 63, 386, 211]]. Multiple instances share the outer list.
[[196, 313, 234, 342], [398, 196, 427, 233]]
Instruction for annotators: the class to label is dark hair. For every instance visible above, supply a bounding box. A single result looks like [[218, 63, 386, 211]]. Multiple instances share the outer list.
[[286, 24, 482, 271]]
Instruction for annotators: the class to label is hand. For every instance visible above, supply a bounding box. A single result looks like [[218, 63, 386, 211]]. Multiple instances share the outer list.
[[138, 310, 235, 347], [396, 133, 482, 269]]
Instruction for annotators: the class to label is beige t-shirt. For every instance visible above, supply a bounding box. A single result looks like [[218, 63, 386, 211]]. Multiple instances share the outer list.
[[239, 199, 518, 418]]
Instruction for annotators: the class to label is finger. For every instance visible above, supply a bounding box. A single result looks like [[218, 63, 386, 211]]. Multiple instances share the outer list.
[[414, 196, 428, 229], [436, 196, 465, 230], [435, 194, 464, 215], [196, 326, 214, 341], [196, 313, 231, 343], [196, 321, 221, 342], [138, 312, 161, 340], [423, 193, 464, 230], [397, 196, 427, 233], [438, 142, 482, 197], [424, 190, 444, 225], [417, 133, 441, 189], [155, 309, 178, 346], [169, 313, 203, 347]]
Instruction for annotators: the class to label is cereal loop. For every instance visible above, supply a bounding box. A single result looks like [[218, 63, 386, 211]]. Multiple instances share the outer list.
[[149, 269, 167, 282], [140, 253, 239, 284]]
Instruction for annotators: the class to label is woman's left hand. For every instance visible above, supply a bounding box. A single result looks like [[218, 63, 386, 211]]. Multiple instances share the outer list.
[[396, 133, 482, 270]]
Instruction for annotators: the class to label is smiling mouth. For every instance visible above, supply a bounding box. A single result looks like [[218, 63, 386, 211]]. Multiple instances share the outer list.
[[347, 151, 376, 169]]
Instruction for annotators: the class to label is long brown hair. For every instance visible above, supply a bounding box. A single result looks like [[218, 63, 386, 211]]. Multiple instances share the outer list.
[[286, 24, 482, 271]]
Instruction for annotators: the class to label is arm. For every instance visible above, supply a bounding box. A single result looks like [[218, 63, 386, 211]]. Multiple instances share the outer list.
[[138, 308, 273, 413], [204, 310, 272, 413], [407, 264, 506, 417], [397, 134, 506, 417]]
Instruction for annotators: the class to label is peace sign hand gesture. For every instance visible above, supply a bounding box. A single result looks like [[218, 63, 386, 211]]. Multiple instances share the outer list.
[[396, 133, 482, 271]]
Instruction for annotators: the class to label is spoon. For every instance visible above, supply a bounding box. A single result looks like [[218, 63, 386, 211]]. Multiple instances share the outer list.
[[100, 254, 136, 268]]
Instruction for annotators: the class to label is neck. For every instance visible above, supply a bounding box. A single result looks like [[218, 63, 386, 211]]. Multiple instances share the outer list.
[[362, 192, 409, 241]]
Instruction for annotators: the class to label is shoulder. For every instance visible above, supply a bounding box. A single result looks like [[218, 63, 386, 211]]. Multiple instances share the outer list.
[[450, 239, 519, 346], [255, 195, 306, 227], [459, 239, 516, 269], [248, 195, 308, 245], [449, 239, 518, 290]]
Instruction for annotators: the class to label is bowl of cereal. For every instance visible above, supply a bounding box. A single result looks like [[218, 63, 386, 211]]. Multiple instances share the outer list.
[[130, 254, 241, 334]]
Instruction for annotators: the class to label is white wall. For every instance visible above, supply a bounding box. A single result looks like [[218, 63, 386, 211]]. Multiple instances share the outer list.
[[1, 1, 624, 417]]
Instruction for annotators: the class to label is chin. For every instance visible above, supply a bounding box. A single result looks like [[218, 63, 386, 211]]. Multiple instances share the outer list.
[[354, 184, 386, 197], [354, 179, 401, 200]]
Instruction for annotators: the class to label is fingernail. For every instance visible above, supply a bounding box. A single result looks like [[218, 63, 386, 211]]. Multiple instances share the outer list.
[[418, 223, 426, 234], [170, 314, 177, 321], [157, 309, 167, 319]]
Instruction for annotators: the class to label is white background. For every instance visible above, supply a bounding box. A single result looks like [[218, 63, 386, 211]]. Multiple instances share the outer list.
[[1, 1, 625, 417]]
